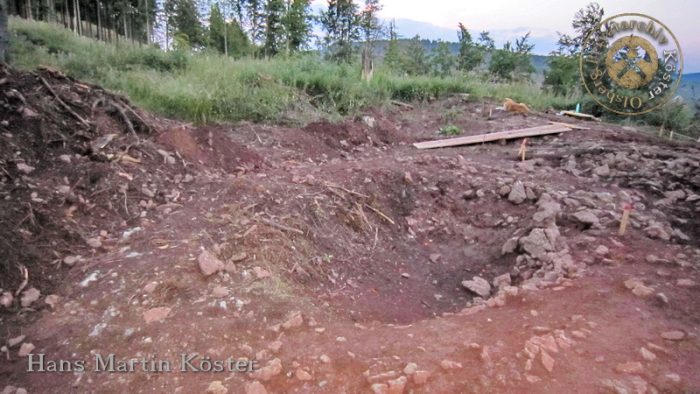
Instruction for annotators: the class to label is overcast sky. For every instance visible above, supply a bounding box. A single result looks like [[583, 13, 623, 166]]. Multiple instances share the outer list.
[[311, 0, 699, 73]]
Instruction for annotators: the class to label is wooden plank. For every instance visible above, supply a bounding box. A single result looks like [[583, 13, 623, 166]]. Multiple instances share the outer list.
[[413, 124, 571, 150], [561, 111, 601, 121], [549, 121, 591, 130]]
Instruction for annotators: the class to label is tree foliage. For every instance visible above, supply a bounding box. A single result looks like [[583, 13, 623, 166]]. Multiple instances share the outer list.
[[488, 32, 535, 81], [319, 0, 360, 63]]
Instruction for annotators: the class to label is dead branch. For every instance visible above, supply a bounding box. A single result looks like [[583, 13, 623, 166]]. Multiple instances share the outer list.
[[39, 76, 91, 128], [326, 183, 370, 199], [391, 100, 414, 109], [365, 204, 395, 225], [259, 217, 304, 235]]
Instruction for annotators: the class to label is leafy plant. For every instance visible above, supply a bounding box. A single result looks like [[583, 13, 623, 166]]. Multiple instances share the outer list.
[[439, 124, 461, 136]]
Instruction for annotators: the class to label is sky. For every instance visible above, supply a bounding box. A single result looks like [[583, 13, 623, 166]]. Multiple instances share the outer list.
[[311, 0, 700, 73]]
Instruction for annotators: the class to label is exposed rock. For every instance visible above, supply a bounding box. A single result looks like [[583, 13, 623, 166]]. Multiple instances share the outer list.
[[501, 237, 519, 255], [206, 381, 228, 394], [387, 376, 407, 394], [677, 279, 696, 288], [18, 343, 35, 357], [594, 164, 610, 177], [20, 288, 41, 308], [508, 181, 527, 204], [143, 307, 171, 324], [282, 312, 303, 330], [198, 250, 224, 276], [572, 210, 600, 228], [462, 276, 491, 298], [370, 383, 389, 394], [403, 363, 418, 375], [212, 286, 229, 298], [519, 228, 555, 259], [595, 245, 609, 256], [492, 273, 511, 289], [412, 371, 431, 385], [640, 347, 656, 361], [661, 331, 685, 341], [16, 163, 35, 174], [295, 369, 312, 381], [440, 360, 463, 370], [644, 222, 671, 241], [624, 279, 654, 297], [62, 255, 81, 267], [541, 350, 555, 373], [0, 292, 13, 308], [267, 341, 283, 353], [533, 197, 561, 224], [429, 254, 442, 263], [244, 381, 268, 394], [86, 238, 102, 248], [615, 361, 644, 374], [8, 336, 25, 348], [253, 266, 272, 280], [250, 358, 282, 381]]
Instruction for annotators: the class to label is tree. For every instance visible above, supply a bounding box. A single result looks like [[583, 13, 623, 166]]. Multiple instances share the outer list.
[[477, 31, 494, 50], [244, 0, 265, 47], [457, 23, 482, 72], [282, 0, 312, 53], [545, 2, 604, 95], [209, 2, 226, 52], [555, 2, 604, 56], [173, 0, 204, 48], [319, 0, 360, 63], [383, 19, 402, 70], [0, 0, 7, 63], [263, 0, 284, 56], [401, 35, 429, 75], [488, 32, 534, 81], [359, 0, 382, 80], [431, 40, 455, 77]]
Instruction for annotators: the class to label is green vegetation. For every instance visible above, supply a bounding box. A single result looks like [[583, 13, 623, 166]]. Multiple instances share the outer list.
[[439, 125, 461, 136], [9, 18, 577, 124]]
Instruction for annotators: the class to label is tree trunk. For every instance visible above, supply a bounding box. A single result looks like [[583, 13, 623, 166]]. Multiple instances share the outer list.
[[95, 0, 101, 40], [26, 0, 32, 19], [0, 0, 8, 63]]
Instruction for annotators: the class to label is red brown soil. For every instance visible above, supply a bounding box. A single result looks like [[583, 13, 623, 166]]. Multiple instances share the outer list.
[[1, 66, 699, 393]]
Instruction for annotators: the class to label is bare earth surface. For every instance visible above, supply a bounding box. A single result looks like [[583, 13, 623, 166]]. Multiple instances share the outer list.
[[1, 67, 699, 393]]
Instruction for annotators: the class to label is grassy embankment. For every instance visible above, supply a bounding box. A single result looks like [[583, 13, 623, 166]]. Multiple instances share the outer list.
[[8, 17, 577, 125]]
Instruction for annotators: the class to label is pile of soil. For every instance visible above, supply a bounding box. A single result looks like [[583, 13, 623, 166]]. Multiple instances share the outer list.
[[0, 65, 194, 295]]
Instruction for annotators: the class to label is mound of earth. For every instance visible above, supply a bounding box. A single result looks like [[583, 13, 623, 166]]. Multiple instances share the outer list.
[[1, 66, 700, 393]]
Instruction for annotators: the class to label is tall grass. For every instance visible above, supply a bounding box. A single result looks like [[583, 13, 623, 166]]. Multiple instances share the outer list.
[[8, 17, 575, 124]]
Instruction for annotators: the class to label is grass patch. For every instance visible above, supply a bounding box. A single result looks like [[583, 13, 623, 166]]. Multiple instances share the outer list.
[[8, 18, 575, 124]]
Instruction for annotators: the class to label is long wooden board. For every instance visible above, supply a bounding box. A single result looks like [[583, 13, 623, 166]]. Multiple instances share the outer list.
[[413, 124, 571, 150], [561, 111, 601, 121]]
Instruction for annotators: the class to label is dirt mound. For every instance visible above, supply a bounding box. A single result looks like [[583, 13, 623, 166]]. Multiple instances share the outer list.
[[157, 125, 264, 173], [0, 65, 194, 297], [303, 116, 406, 151]]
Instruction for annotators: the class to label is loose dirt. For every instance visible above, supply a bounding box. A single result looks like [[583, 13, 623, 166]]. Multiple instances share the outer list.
[[1, 66, 699, 393]]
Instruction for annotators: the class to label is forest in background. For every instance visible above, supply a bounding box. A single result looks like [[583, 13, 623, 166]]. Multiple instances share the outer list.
[[0, 1, 698, 135]]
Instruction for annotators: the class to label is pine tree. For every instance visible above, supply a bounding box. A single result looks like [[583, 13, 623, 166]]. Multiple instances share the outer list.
[[431, 40, 455, 77], [402, 35, 429, 75], [383, 20, 402, 71], [319, 0, 360, 63], [263, 0, 284, 57], [282, 0, 311, 53], [359, 0, 382, 80], [457, 23, 483, 72], [173, 0, 204, 48], [245, 0, 265, 47], [209, 2, 226, 53]]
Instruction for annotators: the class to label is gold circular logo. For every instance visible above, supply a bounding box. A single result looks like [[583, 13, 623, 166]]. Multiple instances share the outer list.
[[605, 36, 658, 89], [580, 13, 684, 115]]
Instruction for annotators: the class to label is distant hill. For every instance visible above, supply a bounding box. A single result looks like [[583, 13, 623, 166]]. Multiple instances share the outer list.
[[679, 73, 700, 110], [372, 39, 550, 78]]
